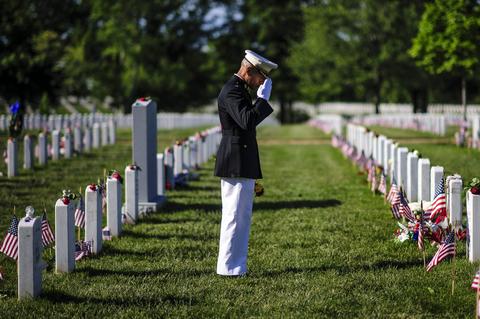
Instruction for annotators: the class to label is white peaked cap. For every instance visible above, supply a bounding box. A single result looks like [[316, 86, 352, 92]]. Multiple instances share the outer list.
[[244, 50, 278, 77]]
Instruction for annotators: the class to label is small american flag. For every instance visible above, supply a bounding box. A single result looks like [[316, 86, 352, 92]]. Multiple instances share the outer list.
[[75, 240, 92, 261], [456, 226, 467, 241], [399, 191, 415, 222], [390, 189, 402, 219], [387, 175, 398, 203], [417, 213, 425, 251], [74, 197, 85, 228], [472, 271, 480, 290], [41, 212, 55, 247], [426, 231, 456, 272], [378, 172, 387, 194], [427, 179, 446, 224], [0, 216, 19, 260]]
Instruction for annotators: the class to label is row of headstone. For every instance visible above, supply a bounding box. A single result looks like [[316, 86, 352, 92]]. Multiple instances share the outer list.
[[0, 112, 220, 132], [308, 115, 343, 135], [351, 114, 447, 136], [16, 99, 222, 299], [346, 124, 480, 262], [5, 121, 116, 178], [129, 98, 221, 216]]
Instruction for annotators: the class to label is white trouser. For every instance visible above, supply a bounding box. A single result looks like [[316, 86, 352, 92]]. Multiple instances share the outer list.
[[217, 177, 255, 276]]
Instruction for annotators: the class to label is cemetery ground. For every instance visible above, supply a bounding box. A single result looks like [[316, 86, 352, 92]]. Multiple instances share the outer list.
[[0, 124, 479, 317]]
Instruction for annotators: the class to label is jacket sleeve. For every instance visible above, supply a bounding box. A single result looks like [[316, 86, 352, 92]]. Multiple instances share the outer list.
[[225, 88, 273, 130]]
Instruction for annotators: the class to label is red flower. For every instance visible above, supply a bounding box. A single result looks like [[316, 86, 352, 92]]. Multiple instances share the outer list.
[[62, 197, 70, 205], [88, 184, 97, 191], [472, 187, 480, 195]]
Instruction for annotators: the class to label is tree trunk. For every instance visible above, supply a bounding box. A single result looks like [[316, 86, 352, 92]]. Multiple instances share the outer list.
[[410, 88, 429, 113], [462, 76, 467, 121], [374, 74, 382, 114]]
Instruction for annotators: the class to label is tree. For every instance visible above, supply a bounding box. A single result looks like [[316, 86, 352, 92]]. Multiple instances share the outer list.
[[207, 0, 305, 123], [0, 0, 81, 109], [289, 0, 429, 113], [410, 0, 480, 119]]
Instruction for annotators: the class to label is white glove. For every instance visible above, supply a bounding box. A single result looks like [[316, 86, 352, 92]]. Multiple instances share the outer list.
[[257, 78, 272, 101]]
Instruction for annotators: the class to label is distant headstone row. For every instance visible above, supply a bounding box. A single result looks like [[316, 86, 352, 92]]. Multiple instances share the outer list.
[[5, 120, 116, 178], [308, 115, 343, 135], [0, 112, 220, 132], [344, 123, 480, 265], [6, 98, 222, 300], [317, 102, 480, 115], [351, 114, 447, 136]]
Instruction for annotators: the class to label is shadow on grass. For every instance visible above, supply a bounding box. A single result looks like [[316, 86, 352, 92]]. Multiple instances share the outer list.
[[41, 291, 196, 307], [76, 266, 211, 278], [141, 216, 201, 225], [102, 245, 213, 258], [173, 184, 219, 192], [260, 259, 421, 277], [159, 199, 342, 214], [122, 229, 216, 241]]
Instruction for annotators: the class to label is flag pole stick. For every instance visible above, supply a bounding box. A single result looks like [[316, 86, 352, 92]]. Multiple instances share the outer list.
[[452, 227, 457, 296], [43, 203, 52, 262], [476, 281, 480, 319], [77, 186, 82, 242]]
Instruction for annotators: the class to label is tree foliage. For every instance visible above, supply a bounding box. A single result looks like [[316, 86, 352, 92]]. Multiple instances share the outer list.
[[410, 0, 480, 77]]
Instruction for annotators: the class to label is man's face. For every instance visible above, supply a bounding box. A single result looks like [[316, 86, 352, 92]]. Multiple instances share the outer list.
[[245, 67, 267, 89]]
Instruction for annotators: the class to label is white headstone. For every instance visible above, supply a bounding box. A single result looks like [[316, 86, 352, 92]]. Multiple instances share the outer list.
[[7, 138, 18, 177], [23, 135, 33, 170], [417, 158, 431, 201], [390, 143, 398, 179], [448, 177, 463, 226], [467, 190, 480, 262], [64, 130, 73, 159], [85, 185, 102, 254], [157, 154, 166, 197], [38, 133, 47, 165], [173, 143, 183, 177], [406, 153, 418, 202], [74, 126, 83, 153], [84, 127, 92, 152], [397, 147, 408, 190], [18, 215, 45, 299], [92, 123, 100, 148], [183, 142, 191, 173], [132, 99, 162, 213], [430, 166, 444, 201], [107, 177, 122, 237], [108, 120, 116, 145], [55, 199, 75, 273], [384, 139, 392, 174], [52, 130, 60, 160], [196, 137, 203, 167], [124, 165, 139, 224], [164, 148, 175, 190], [101, 122, 109, 146]]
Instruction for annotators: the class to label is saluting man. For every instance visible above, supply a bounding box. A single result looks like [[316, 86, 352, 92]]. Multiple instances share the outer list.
[[214, 50, 278, 276]]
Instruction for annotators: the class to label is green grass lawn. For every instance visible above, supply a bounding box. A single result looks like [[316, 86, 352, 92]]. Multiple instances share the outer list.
[[0, 124, 477, 317], [367, 125, 458, 141]]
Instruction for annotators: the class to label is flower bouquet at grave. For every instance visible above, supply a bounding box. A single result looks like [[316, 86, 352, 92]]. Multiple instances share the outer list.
[[8, 101, 23, 139], [128, 163, 142, 171], [465, 178, 480, 195], [108, 169, 123, 184], [61, 189, 77, 205], [254, 181, 264, 197]]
